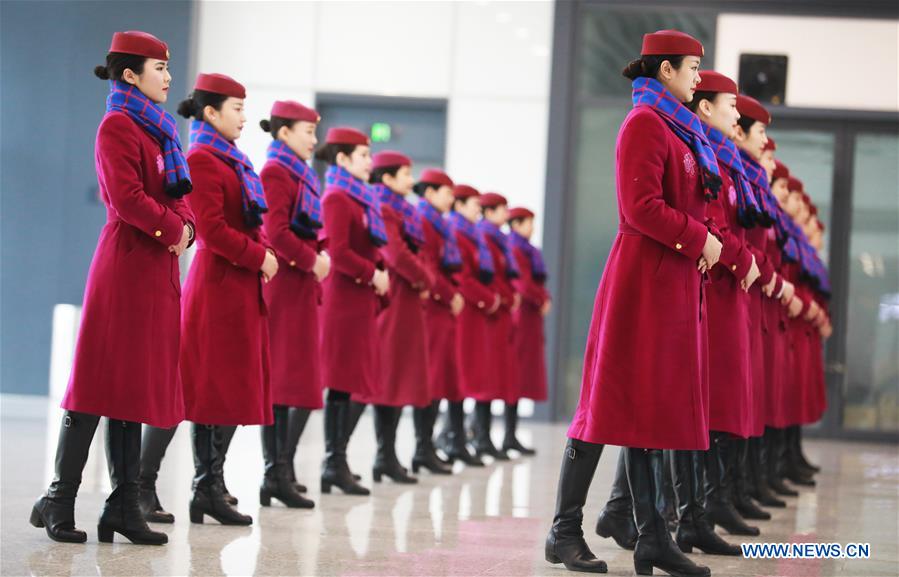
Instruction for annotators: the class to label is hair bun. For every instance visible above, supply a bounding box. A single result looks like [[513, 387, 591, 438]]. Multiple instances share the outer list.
[[94, 65, 110, 80], [176, 98, 196, 119], [259, 119, 271, 132]]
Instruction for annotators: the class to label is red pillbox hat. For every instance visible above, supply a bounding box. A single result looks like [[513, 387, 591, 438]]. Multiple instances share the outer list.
[[641, 30, 704, 57], [326, 127, 369, 146], [737, 94, 771, 125], [271, 100, 319, 123], [418, 168, 454, 188], [452, 184, 480, 200], [695, 70, 737, 94], [372, 150, 411, 170], [508, 207, 535, 220], [109, 31, 169, 61], [194, 73, 246, 99], [479, 192, 508, 209]]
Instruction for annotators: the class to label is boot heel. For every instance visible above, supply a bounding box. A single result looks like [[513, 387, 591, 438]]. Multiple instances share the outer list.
[[680, 543, 694, 553], [411, 462, 421, 474], [634, 560, 653, 575], [373, 470, 382, 483], [544, 548, 561, 564], [259, 488, 271, 507], [320, 480, 332, 494], [189, 504, 204, 524], [97, 524, 114, 543], [29, 506, 45, 528]]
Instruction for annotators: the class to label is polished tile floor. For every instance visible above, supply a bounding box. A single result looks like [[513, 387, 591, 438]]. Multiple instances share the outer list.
[[2, 394, 898, 577]]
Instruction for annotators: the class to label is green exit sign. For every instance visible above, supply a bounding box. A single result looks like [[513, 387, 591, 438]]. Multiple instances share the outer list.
[[371, 122, 392, 143]]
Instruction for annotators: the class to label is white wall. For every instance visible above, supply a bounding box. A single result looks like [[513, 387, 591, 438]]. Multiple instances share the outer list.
[[194, 0, 554, 245], [715, 14, 899, 112]]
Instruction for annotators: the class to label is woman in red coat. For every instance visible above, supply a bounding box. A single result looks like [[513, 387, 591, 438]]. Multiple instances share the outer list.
[[415, 170, 483, 467], [547, 31, 721, 577], [32, 32, 193, 545], [259, 100, 330, 509], [179, 73, 279, 526], [316, 127, 388, 496], [478, 194, 526, 459], [448, 186, 503, 460]]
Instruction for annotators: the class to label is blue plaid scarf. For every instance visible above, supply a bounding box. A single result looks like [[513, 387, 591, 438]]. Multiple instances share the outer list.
[[373, 184, 425, 248], [632, 77, 722, 201], [189, 120, 267, 227], [508, 230, 547, 282], [772, 206, 800, 263], [448, 211, 494, 284], [478, 220, 520, 279], [106, 80, 191, 198], [418, 200, 462, 272], [739, 149, 779, 227], [265, 140, 321, 239], [703, 124, 761, 228], [324, 165, 387, 247]]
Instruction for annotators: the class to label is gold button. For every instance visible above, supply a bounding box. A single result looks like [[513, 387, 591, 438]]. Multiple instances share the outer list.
[[154, 230, 162, 238], [290, 260, 296, 267], [675, 243, 683, 250], [731, 264, 737, 271], [478, 301, 485, 309]]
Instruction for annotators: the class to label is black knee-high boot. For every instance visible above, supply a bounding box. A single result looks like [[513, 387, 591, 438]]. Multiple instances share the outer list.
[[373, 405, 417, 484], [791, 425, 820, 474], [502, 402, 536, 455], [320, 396, 370, 495], [595, 448, 637, 550], [670, 450, 740, 556], [732, 439, 770, 521], [703, 433, 760, 536], [30, 411, 100, 543], [260, 406, 314, 508], [438, 401, 483, 466], [284, 407, 311, 493], [782, 426, 815, 486], [189, 424, 252, 525], [544, 438, 607, 573], [427, 400, 452, 466], [748, 435, 785, 507], [138, 425, 177, 523], [765, 427, 798, 496], [216, 425, 238, 505], [98, 419, 167, 544], [412, 403, 452, 475], [629, 448, 710, 577], [471, 401, 509, 460]]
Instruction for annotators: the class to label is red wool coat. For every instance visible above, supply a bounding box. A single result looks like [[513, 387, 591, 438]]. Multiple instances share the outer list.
[[511, 245, 549, 402], [567, 107, 711, 450], [419, 213, 464, 402], [180, 148, 272, 426], [805, 295, 827, 423], [484, 236, 520, 403], [705, 167, 754, 438], [454, 230, 500, 401], [319, 187, 382, 397], [745, 225, 777, 437], [260, 161, 324, 410], [763, 227, 789, 428], [61, 111, 195, 428], [358, 203, 432, 408], [780, 261, 807, 426]]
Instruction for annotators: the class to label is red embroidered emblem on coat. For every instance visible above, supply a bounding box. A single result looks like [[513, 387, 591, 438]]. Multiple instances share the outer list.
[[683, 153, 697, 177]]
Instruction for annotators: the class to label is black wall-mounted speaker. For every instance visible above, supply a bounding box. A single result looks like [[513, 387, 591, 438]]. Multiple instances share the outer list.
[[738, 53, 788, 106]]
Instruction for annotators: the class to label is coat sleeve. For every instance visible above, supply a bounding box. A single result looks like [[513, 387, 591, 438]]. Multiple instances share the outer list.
[[617, 110, 709, 260], [455, 233, 497, 312], [421, 225, 458, 305], [381, 210, 430, 288], [170, 198, 197, 248], [512, 249, 548, 306], [323, 192, 376, 283], [186, 150, 267, 271], [706, 195, 753, 279], [261, 167, 318, 271], [97, 113, 185, 247]]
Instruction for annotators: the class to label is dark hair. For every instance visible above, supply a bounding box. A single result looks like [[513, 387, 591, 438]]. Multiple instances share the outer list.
[[177, 89, 228, 120], [369, 165, 402, 184], [508, 215, 531, 226], [260, 115, 300, 139], [686, 90, 722, 114], [452, 196, 476, 212], [621, 54, 687, 80], [314, 142, 358, 165], [737, 115, 759, 135], [413, 181, 440, 197], [94, 52, 148, 81]]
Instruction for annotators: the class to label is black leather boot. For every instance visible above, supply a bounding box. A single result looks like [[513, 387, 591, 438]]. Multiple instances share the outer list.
[[260, 406, 314, 508], [704, 433, 760, 536], [791, 425, 820, 474], [765, 427, 798, 496], [471, 401, 509, 460], [138, 425, 177, 523], [284, 407, 311, 493], [320, 397, 370, 495], [749, 435, 785, 507], [412, 404, 452, 475], [595, 449, 637, 550], [30, 411, 100, 543], [373, 405, 417, 484], [189, 424, 252, 525], [732, 439, 771, 521], [544, 438, 607, 573], [502, 402, 536, 455], [217, 425, 239, 505], [661, 450, 677, 532], [439, 401, 484, 466], [782, 426, 815, 486], [629, 448, 710, 577], [345, 401, 366, 481], [671, 450, 740, 556], [98, 419, 167, 544]]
